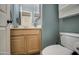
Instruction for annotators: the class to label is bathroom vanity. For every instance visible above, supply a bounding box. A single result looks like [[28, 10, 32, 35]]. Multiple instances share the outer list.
[[10, 28, 41, 55], [10, 4, 42, 55]]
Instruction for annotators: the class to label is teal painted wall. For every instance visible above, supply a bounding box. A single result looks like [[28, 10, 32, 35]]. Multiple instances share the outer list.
[[42, 4, 59, 48], [59, 15, 79, 33]]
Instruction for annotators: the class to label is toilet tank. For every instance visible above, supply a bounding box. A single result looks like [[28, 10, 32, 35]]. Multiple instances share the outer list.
[[60, 32, 79, 51]]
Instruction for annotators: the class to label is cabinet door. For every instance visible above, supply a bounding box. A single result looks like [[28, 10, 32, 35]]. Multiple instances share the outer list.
[[26, 35, 40, 54], [11, 36, 25, 55]]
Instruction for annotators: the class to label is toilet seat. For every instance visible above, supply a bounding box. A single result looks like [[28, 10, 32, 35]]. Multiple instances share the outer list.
[[42, 45, 73, 55]]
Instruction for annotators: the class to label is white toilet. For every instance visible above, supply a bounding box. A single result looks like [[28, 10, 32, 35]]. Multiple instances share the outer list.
[[42, 32, 79, 55]]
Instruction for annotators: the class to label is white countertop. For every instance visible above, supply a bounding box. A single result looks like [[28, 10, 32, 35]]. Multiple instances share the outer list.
[[10, 27, 41, 30], [10, 25, 42, 30]]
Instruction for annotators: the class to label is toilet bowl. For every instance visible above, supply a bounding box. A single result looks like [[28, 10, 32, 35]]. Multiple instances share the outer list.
[[42, 45, 73, 55], [42, 32, 79, 55]]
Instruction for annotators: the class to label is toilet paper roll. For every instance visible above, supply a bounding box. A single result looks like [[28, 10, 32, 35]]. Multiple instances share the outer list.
[[73, 42, 79, 54]]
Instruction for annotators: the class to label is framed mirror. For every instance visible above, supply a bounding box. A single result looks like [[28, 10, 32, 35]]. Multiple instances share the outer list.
[[10, 4, 42, 28]]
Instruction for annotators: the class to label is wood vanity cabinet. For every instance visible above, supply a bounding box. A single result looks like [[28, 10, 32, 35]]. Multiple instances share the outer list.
[[10, 29, 41, 55]]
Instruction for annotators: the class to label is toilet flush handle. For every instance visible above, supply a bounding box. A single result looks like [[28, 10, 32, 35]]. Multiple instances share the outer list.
[[76, 47, 79, 51]]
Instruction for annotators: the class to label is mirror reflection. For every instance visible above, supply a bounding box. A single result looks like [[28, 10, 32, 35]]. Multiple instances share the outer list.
[[10, 4, 42, 28]]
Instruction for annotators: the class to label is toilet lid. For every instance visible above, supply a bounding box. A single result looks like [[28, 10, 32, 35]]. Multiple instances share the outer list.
[[42, 45, 73, 55]]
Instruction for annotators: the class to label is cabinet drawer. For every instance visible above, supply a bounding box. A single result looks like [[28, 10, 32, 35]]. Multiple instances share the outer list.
[[11, 29, 40, 36]]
